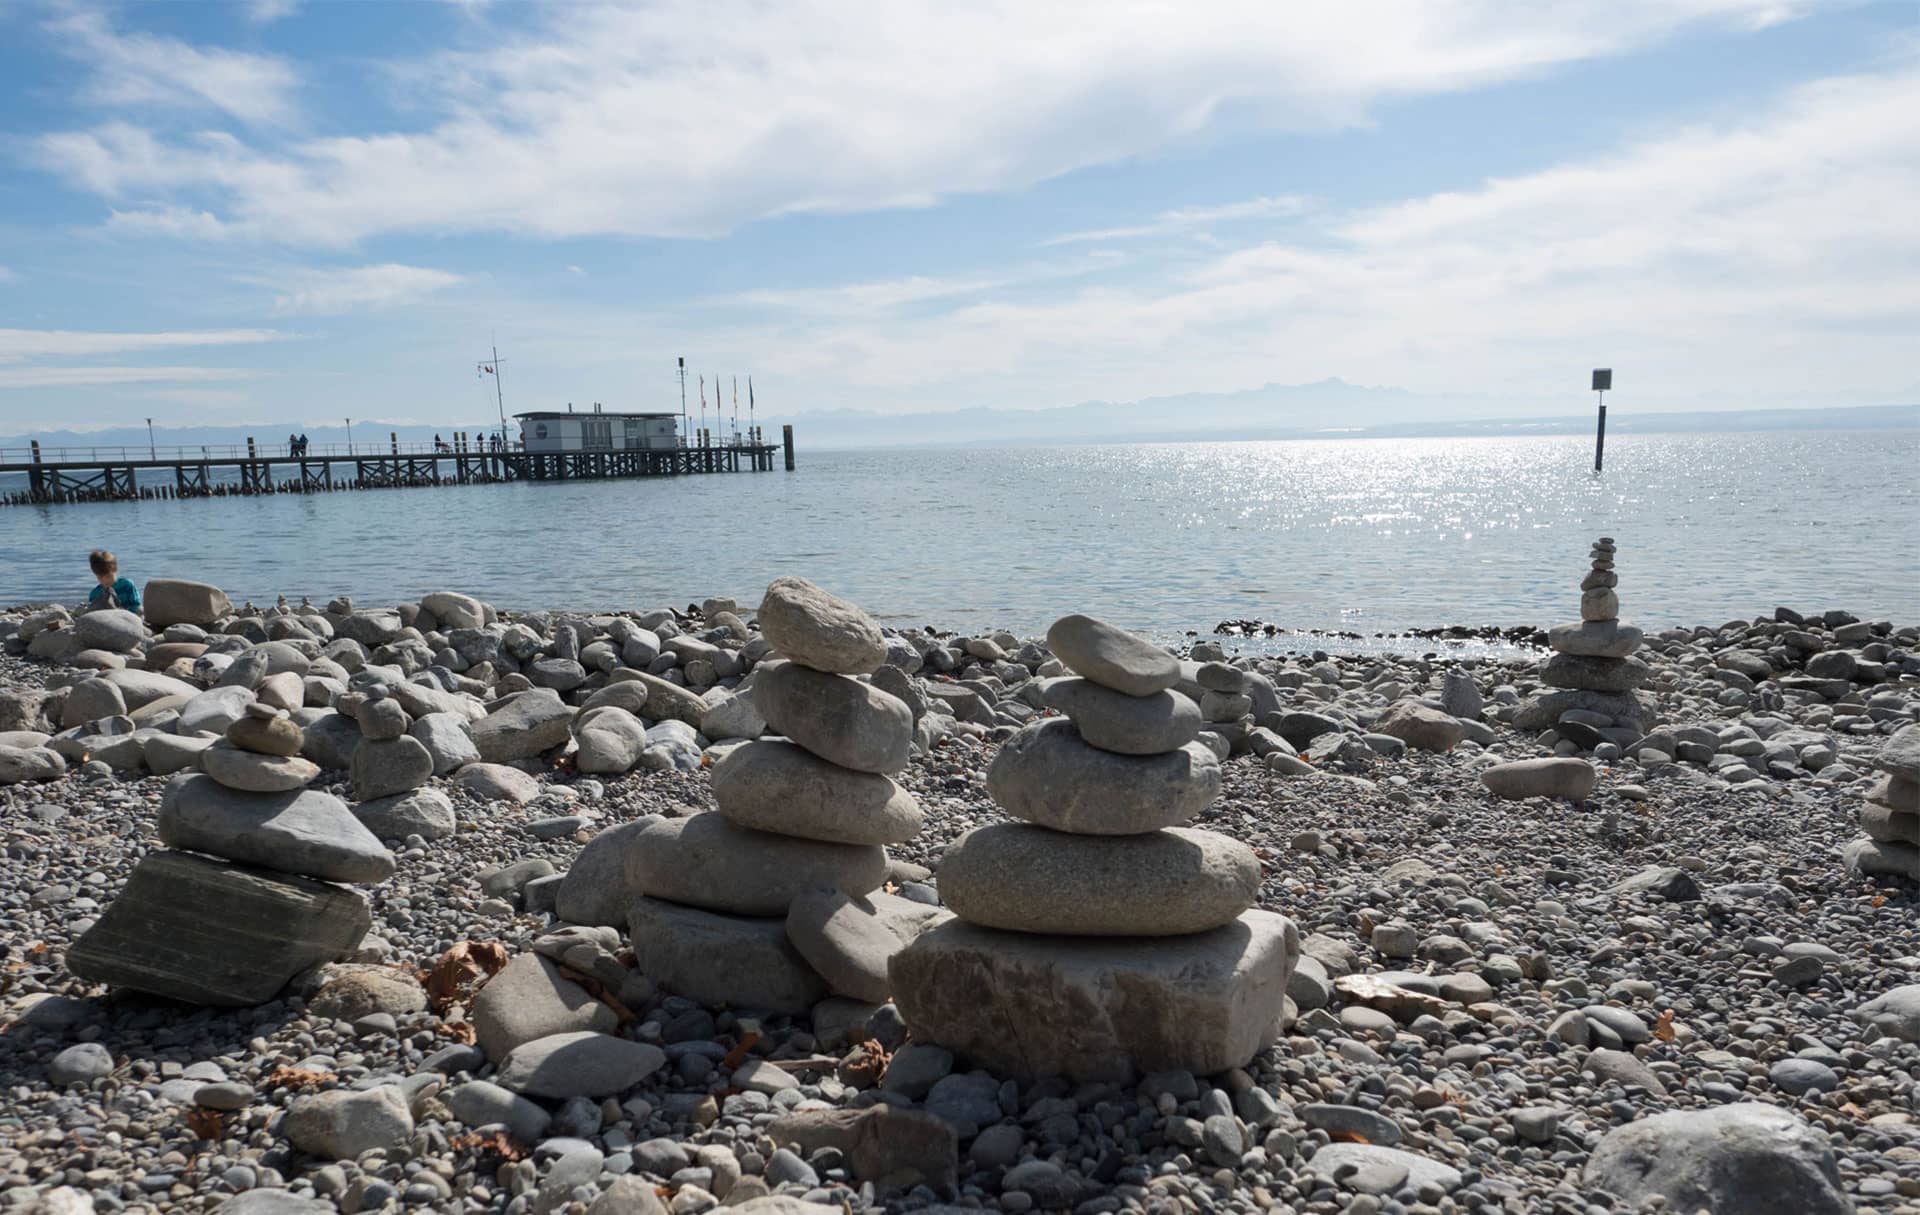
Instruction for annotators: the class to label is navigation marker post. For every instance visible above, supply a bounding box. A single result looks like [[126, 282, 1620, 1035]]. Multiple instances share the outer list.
[[1591, 368, 1612, 472]]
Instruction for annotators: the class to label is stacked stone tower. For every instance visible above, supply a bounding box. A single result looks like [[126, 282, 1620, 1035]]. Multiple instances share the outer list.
[[892, 613, 1298, 1083], [624, 577, 925, 1013], [1515, 536, 1657, 735], [1844, 725, 1919, 879], [68, 704, 389, 1004]]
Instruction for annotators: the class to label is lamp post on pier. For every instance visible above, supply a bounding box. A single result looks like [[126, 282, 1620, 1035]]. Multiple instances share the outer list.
[[345, 418, 353, 456], [146, 418, 155, 461]]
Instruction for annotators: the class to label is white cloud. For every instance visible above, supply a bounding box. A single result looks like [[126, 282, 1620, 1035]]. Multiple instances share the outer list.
[[1042, 196, 1313, 246], [243, 0, 301, 24], [0, 365, 260, 389], [47, 9, 299, 126], [251, 264, 465, 315], [32, 0, 1836, 244], [0, 328, 284, 363], [679, 64, 1920, 407]]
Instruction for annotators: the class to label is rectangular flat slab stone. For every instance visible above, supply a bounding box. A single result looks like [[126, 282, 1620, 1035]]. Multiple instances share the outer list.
[[66, 850, 370, 1006], [889, 909, 1297, 1083], [627, 896, 828, 1015]]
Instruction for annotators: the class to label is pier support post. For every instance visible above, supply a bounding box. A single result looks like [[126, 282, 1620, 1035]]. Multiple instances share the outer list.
[[1594, 404, 1607, 472], [782, 424, 795, 470]]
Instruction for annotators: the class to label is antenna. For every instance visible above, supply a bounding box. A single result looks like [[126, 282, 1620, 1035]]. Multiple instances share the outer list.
[[477, 343, 508, 446], [678, 357, 688, 447]]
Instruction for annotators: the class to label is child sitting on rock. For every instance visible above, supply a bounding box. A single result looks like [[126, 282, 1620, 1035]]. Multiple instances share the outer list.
[[86, 549, 141, 613]]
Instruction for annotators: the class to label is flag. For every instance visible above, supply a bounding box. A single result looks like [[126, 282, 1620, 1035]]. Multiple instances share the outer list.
[[482, 365, 495, 374]]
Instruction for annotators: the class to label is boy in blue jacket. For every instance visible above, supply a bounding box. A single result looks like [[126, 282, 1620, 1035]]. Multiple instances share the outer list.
[[87, 549, 142, 612]]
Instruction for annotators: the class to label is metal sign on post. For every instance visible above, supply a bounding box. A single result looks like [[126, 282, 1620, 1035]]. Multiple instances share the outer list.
[[1591, 369, 1612, 471]]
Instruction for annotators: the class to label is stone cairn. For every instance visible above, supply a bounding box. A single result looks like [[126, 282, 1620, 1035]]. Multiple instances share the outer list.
[[1844, 724, 1919, 879], [891, 613, 1300, 1083], [68, 704, 393, 1005], [1515, 536, 1656, 739], [623, 577, 934, 1014]]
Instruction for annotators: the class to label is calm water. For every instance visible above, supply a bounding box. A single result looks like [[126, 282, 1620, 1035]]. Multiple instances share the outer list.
[[3, 431, 1915, 641]]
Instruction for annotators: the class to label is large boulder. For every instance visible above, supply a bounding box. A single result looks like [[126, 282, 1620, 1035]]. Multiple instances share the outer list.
[[765, 1105, 957, 1189], [471, 689, 574, 763], [0, 745, 66, 784], [143, 578, 232, 628], [353, 788, 457, 842], [1045, 614, 1179, 697], [65, 851, 370, 1005], [410, 712, 480, 774], [574, 706, 649, 774], [1583, 1104, 1849, 1215], [100, 668, 199, 710], [624, 812, 887, 917], [201, 740, 321, 793], [1852, 985, 1920, 1043], [752, 663, 912, 774], [986, 718, 1218, 833], [628, 897, 828, 1015], [470, 954, 618, 1061], [1540, 654, 1652, 693], [710, 740, 923, 846], [283, 1087, 414, 1159], [891, 910, 1297, 1083], [603, 671, 706, 728], [1842, 837, 1919, 879], [1877, 724, 1920, 781], [555, 819, 656, 927], [756, 576, 887, 675], [937, 824, 1258, 936], [177, 686, 256, 737], [1371, 702, 1466, 752], [420, 591, 486, 630], [1548, 619, 1643, 658], [158, 773, 395, 884]]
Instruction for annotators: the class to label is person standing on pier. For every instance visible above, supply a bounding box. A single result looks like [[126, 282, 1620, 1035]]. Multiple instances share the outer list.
[[85, 550, 141, 612]]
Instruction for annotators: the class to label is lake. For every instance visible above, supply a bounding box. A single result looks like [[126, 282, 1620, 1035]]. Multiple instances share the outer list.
[[3, 430, 1915, 644]]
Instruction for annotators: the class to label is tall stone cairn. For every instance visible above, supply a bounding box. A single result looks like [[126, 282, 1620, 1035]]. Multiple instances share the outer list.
[[1514, 536, 1657, 735], [1844, 725, 1919, 879], [890, 613, 1300, 1083], [623, 577, 929, 1014], [67, 703, 387, 1005]]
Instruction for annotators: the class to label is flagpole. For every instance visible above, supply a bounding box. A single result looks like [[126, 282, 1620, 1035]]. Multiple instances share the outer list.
[[491, 344, 507, 447], [749, 376, 755, 442]]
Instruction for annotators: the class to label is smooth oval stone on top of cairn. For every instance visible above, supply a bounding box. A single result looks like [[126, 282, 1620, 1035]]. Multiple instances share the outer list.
[[988, 715, 1219, 833], [624, 577, 929, 1013], [893, 611, 1297, 1082], [938, 824, 1260, 936]]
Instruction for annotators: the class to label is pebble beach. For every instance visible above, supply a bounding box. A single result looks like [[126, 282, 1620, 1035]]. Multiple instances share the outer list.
[[1, 566, 1916, 1215]]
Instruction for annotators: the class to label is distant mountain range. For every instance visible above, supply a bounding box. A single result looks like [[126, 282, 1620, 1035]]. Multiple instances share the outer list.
[[3, 379, 1914, 452]]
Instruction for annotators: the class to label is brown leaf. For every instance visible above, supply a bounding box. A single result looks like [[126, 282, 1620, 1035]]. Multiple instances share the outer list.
[[450, 1130, 528, 1163], [1652, 1009, 1676, 1043], [719, 1030, 761, 1072], [425, 940, 510, 1014], [440, 1020, 477, 1044], [185, 1106, 227, 1141], [1329, 1130, 1372, 1143], [261, 1067, 338, 1091]]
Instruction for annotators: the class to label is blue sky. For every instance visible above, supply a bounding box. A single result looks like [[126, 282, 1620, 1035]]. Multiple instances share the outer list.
[[0, 0, 1915, 434]]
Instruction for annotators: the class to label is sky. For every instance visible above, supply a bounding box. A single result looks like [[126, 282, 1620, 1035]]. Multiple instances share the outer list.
[[0, 0, 1916, 436]]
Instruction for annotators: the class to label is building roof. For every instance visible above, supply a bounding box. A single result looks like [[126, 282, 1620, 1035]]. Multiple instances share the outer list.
[[514, 410, 678, 420]]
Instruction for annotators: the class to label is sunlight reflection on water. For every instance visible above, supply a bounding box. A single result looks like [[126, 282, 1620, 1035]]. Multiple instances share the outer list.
[[2, 430, 1914, 640]]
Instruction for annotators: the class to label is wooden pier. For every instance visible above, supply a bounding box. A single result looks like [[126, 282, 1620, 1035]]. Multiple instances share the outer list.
[[0, 429, 793, 507]]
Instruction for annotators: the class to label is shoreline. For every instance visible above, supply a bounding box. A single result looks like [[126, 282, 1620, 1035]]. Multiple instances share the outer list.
[[2, 576, 1916, 1215]]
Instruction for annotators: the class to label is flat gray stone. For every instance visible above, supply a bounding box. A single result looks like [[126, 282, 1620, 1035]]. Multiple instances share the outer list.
[[1862, 802, 1919, 846], [177, 685, 256, 736], [753, 663, 912, 774], [628, 896, 828, 1015], [1045, 614, 1179, 697], [350, 734, 435, 801], [574, 705, 649, 774], [410, 712, 480, 774], [73, 608, 145, 654], [624, 812, 886, 916], [711, 739, 923, 845], [556, 819, 655, 927], [1512, 689, 1656, 733], [472, 688, 575, 763], [1843, 836, 1919, 879], [1549, 619, 1643, 658], [454, 761, 542, 804], [785, 889, 947, 1003], [986, 718, 1219, 834], [1305, 1143, 1462, 1196], [757, 576, 887, 675], [158, 773, 394, 884], [66, 851, 369, 1006], [1371, 702, 1465, 752], [937, 824, 1258, 935], [283, 1086, 414, 1159], [1853, 984, 1920, 1043], [1540, 654, 1652, 693], [891, 909, 1297, 1083], [1584, 1103, 1848, 1215], [1877, 724, 1920, 781], [1038, 678, 1202, 755], [496, 1030, 666, 1098], [201, 740, 320, 793], [1480, 758, 1596, 801]]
